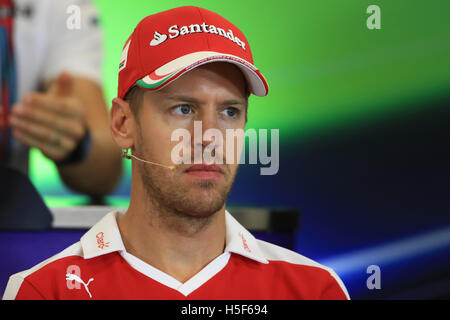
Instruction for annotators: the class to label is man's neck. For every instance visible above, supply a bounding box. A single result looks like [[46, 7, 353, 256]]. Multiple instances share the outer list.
[[118, 199, 226, 283]]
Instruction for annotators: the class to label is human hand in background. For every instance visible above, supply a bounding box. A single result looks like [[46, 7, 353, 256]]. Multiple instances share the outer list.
[[9, 72, 88, 162]]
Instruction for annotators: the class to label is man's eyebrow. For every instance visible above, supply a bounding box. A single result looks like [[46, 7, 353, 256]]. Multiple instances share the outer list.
[[165, 94, 247, 106], [165, 94, 199, 103], [222, 98, 248, 106]]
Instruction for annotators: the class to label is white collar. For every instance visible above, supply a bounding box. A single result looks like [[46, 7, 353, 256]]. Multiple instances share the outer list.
[[224, 211, 269, 264], [80, 210, 269, 264]]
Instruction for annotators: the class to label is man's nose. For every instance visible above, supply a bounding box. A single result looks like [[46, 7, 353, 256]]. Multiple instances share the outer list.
[[197, 106, 219, 133], [194, 107, 221, 146], [188, 106, 225, 165]]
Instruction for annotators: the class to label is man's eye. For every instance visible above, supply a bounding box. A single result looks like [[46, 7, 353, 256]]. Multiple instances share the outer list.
[[173, 104, 192, 115], [220, 107, 239, 118]]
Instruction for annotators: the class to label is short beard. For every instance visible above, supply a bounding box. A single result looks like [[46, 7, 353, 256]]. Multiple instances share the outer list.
[[136, 150, 235, 236]]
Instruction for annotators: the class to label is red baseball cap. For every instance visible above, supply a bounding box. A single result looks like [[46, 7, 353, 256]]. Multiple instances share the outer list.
[[117, 6, 268, 99]]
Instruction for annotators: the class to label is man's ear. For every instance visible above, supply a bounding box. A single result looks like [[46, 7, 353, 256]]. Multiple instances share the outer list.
[[110, 97, 135, 150]]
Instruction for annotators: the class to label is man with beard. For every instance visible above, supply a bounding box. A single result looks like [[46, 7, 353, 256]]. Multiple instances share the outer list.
[[3, 6, 349, 300]]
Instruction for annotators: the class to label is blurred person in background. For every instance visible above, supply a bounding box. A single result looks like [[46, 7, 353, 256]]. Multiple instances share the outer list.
[[0, 0, 122, 198]]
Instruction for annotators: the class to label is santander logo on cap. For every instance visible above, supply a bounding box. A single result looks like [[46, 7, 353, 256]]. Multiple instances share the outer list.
[[149, 22, 246, 50], [150, 31, 168, 46]]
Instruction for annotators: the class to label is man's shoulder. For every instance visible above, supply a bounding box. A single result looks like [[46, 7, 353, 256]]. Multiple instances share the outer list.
[[256, 239, 330, 270], [3, 242, 82, 299], [3, 240, 91, 299], [3, 237, 126, 300], [254, 239, 350, 299]]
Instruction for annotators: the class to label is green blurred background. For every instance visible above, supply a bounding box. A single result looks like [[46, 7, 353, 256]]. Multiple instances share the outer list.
[[30, 0, 450, 207]]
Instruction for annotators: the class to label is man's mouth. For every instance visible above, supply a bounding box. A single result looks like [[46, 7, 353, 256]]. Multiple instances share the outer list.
[[184, 164, 224, 179]]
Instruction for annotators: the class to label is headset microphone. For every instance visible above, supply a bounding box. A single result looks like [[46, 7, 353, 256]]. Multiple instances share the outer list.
[[121, 150, 176, 171]]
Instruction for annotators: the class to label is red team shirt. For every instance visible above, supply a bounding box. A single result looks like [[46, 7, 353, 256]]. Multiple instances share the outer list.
[[3, 211, 350, 300]]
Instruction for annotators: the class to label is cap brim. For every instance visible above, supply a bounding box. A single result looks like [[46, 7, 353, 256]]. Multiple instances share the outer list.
[[135, 51, 268, 97]]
